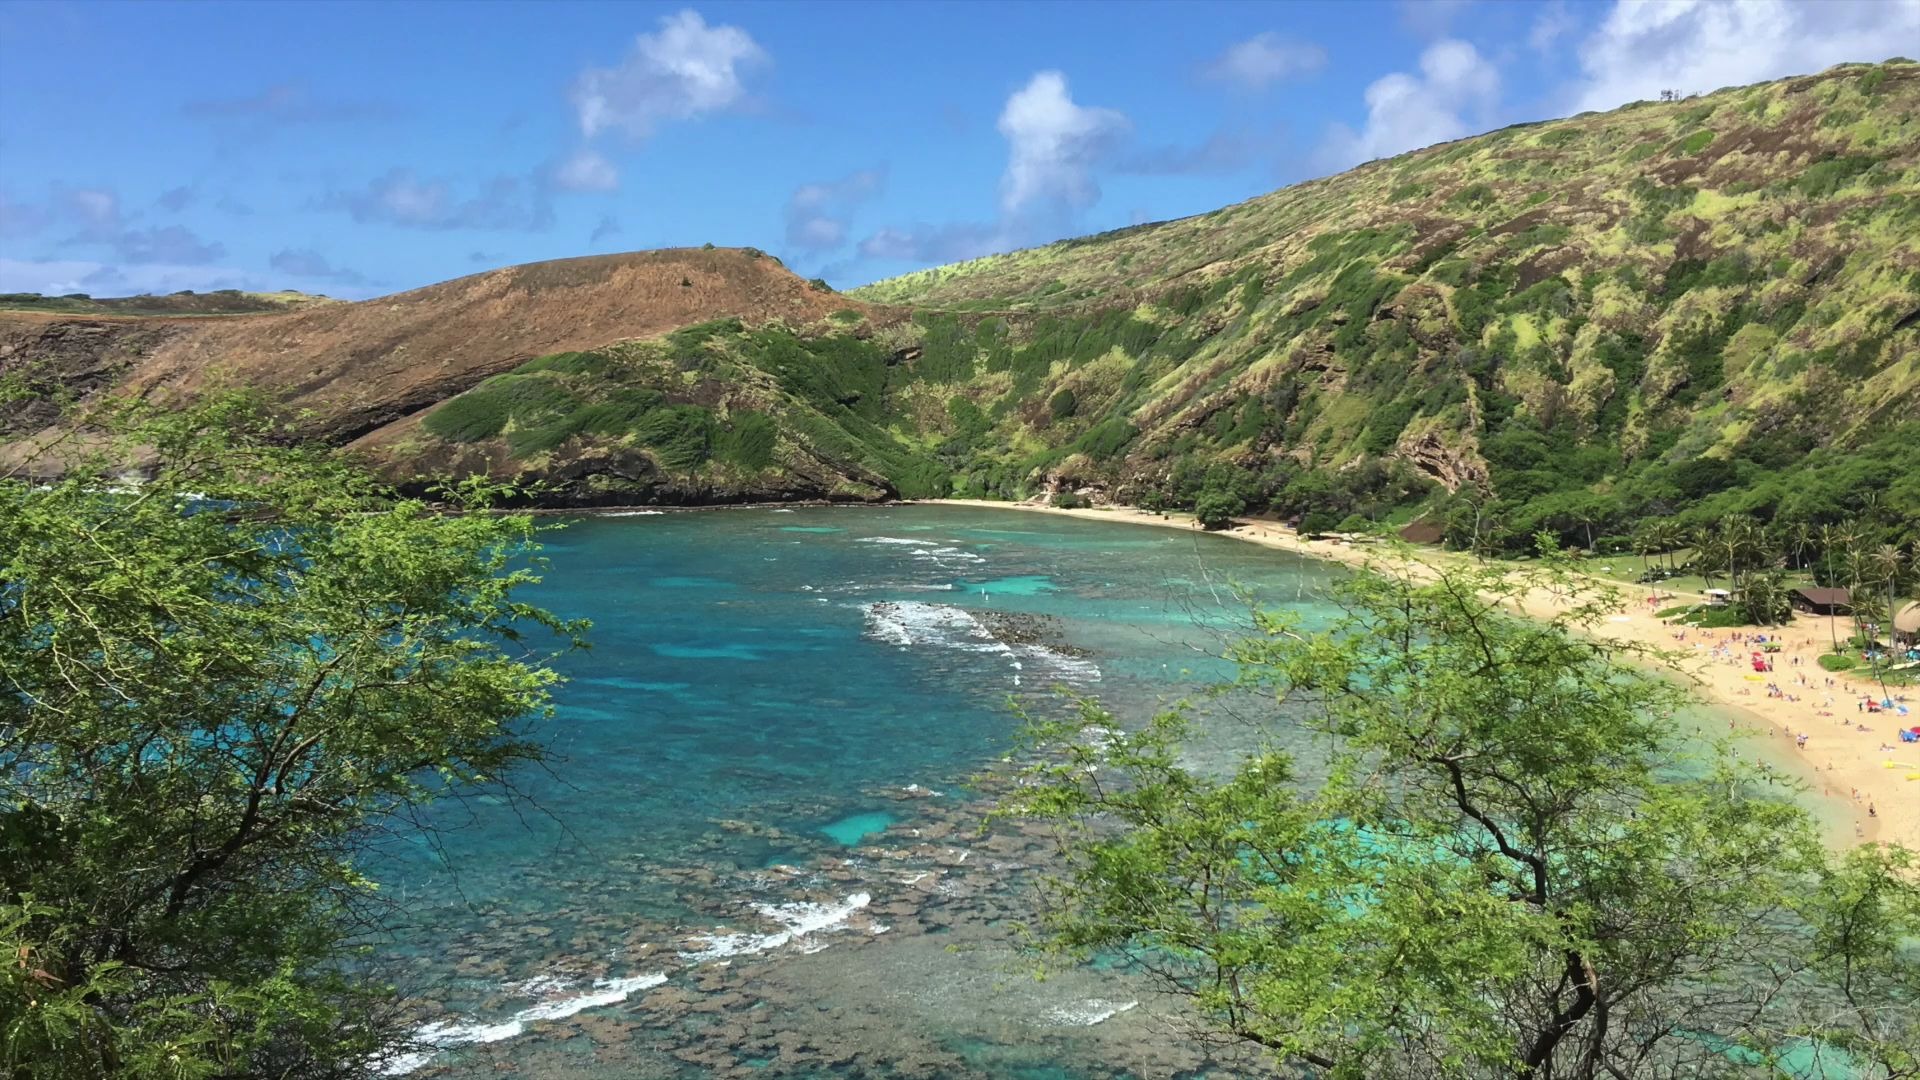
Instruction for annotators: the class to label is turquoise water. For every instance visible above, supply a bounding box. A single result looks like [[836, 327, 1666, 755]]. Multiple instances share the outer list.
[[378, 505, 1341, 1077], [369, 505, 1854, 1079]]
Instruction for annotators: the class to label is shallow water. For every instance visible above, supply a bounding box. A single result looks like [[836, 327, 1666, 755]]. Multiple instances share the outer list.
[[377, 505, 1340, 1077], [374, 506, 1838, 1078]]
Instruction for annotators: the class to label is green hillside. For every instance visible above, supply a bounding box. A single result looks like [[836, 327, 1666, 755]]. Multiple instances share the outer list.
[[381, 312, 954, 506], [842, 59, 1920, 548], [391, 61, 1920, 546]]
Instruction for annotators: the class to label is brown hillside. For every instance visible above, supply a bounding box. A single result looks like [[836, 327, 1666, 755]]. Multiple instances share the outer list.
[[0, 248, 886, 447]]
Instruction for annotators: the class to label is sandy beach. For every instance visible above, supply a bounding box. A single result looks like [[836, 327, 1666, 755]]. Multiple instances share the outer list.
[[928, 499, 1915, 852]]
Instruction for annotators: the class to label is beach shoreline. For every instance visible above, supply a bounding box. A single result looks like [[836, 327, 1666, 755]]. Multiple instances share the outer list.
[[917, 498, 1910, 851]]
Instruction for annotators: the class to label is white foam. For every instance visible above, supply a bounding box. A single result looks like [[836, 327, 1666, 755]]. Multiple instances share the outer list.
[[772, 508, 795, 513], [506, 973, 575, 997], [1043, 999, 1138, 1026], [678, 892, 873, 962], [600, 509, 666, 516], [383, 973, 667, 1075], [856, 536, 936, 546], [915, 545, 986, 564], [861, 602, 1100, 682]]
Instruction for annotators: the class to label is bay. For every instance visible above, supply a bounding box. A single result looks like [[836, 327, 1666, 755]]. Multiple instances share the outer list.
[[377, 504, 1341, 1078]]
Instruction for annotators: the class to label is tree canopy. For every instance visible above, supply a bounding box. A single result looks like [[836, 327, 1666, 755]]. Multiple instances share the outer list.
[[1010, 554, 1918, 1079], [0, 395, 581, 1077]]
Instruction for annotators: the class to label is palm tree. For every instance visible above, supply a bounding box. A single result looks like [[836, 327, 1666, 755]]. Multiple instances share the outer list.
[[1632, 524, 1655, 579], [1844, 542, 1873, 648], [1688, 524, 1719, 589], [1782, 519, 1815, 572], [1816, 521, 1858, 651], [1858, 490, 1887, 526], [1741, 571, 1792, 626], [1868, 544, 1906, 698]]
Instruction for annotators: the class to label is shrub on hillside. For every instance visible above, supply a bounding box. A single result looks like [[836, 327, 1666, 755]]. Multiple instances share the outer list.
[[1052, 491, 1089, 509], [515, 350, 608, 376], [423, 392, 511, 442], [636, 405, 715, 471], [422, 375, 580, 444], [1049, 388, 1078, 421], [718, 411, 778, 470], [572, 387, 666, 436], [1818, 653, 1858, 673]]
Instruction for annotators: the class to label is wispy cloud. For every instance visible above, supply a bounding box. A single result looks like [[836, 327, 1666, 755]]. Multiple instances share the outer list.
[[1528, 1, 1578, 55], [269, 248, 370, 286], [856, 222, 1006, 265], [1120, 129, 1270, 176], [550, 149, 620, 193], [785, 168, 885, 252], [1201, 33, 1327, 91], [571, 9, 768, 139], [589, 215, 623, 244], [184, 82, 392, 125], [1399, 0, 1475, 39], [3, 185, 227, 265], [317, 169, 555, 232], [0, 256, 263, 297]]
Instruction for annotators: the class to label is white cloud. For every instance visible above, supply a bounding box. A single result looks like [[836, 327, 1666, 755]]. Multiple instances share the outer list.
[[1201, 32, 1327, 90], [571, 9, 768, 139], [997, 71, 1130, 215], [1317, 39, 1499, 169], [1568, 0, 1920, 113], [784, 168, 884, 252], [551, 148, 620, 193], [853, 71, 1134, 270]]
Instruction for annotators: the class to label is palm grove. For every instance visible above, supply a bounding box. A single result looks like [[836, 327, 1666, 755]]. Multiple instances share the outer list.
[[2, 395, 1916, 1078]]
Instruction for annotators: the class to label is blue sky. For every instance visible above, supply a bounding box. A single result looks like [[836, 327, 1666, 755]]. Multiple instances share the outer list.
[[2, 0, 1916, 299]]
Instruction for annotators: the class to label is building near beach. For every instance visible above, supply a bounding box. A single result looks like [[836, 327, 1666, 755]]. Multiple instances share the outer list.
[[1790, 586, 1852, 615]]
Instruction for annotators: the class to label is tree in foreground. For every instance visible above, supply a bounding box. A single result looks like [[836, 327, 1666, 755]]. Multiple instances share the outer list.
[[1009, 552, 1918, 1079], [0, 395, 581, 1077]]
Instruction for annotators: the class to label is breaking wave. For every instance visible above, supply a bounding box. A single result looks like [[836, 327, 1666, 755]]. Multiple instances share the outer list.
[[860, 602, 1100, 683]]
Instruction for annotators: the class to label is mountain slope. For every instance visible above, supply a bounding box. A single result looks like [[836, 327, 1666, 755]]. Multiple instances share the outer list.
[[6, 62, 1918, 536], [1, 249, 940, 503], [848, 59, 1920, 544]]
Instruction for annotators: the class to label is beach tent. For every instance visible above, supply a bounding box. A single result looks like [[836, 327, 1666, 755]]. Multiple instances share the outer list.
[[1895, 601, 1920, 645]]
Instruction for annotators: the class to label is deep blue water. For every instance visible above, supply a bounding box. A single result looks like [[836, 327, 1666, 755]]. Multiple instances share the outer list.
[[377, 505, 1343, 1077]]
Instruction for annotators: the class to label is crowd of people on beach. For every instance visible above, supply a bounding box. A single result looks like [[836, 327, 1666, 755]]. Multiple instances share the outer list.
[[1658, 612, 1912, 834]]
